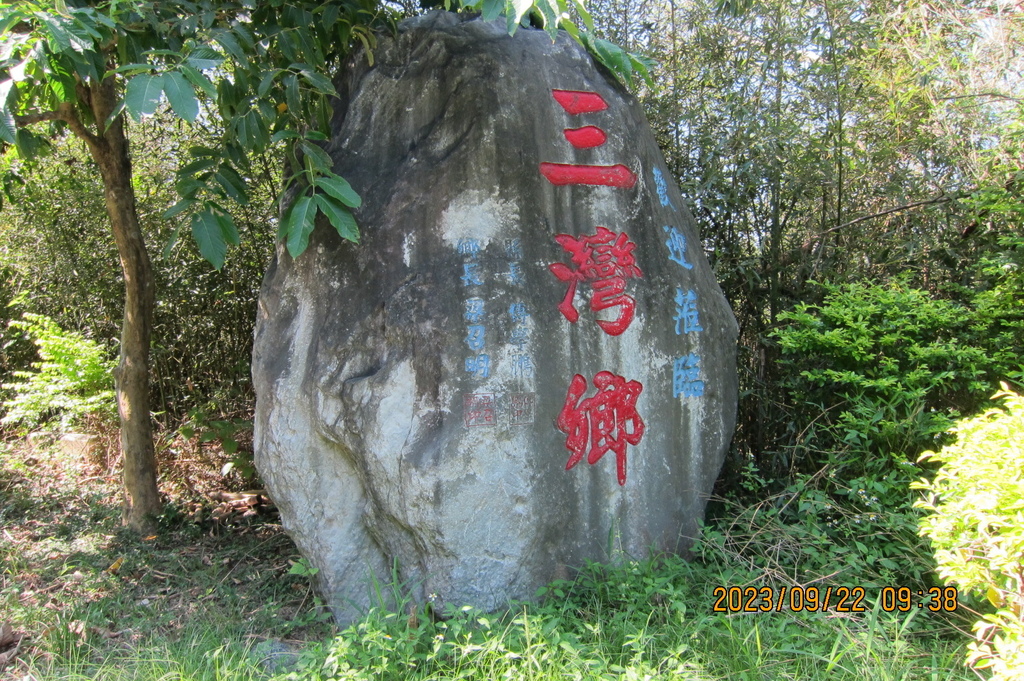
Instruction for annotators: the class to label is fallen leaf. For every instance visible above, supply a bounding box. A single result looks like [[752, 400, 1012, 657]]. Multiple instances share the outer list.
[[0, 623, 16, 648]]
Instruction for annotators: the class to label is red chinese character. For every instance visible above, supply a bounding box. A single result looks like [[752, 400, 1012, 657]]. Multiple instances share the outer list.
[[563, 126, 607, 148], [540, 89, 638, 189], [548, 226, 643, 336], [557, 372, 645, 486], [539, 163, 637, 188], [552, 89, 609, 114]]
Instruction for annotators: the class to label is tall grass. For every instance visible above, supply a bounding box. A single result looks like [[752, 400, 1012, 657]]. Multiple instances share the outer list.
[[288, 553, 975, 681]]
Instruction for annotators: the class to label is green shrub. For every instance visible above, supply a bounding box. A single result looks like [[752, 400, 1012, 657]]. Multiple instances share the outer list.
[[914, 385, 1024, 680], [0, 312, 116, 430], [773, 280, 996, 479]]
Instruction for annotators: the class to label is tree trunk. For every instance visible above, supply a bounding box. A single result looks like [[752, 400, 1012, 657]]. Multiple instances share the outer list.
[[75, 80, 161, 531]]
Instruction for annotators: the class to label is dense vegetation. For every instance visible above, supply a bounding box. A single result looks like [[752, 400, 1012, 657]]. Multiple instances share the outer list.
[[1, 0, 1021, 678]]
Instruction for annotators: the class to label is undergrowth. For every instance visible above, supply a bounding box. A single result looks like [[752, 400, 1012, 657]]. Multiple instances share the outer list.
[[1, 435, 981, 681]]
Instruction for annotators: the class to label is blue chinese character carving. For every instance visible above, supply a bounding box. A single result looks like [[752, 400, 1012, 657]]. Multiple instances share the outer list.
[[508, 302, 530, 324], [509, 324, 530, 350], [505, 238, 523, 260], [466, 324, 486, 351], [673, 354, 705, 398], [674, 289, 703, 335], [653, 168, 675, 210], [458, 238, 481, 256], [464, 298, 485, 323], [461, 262, 483, 286], [510, 354, 534, 379], [506, 261, 524, 285], [465, 354, 491, 379], [663, 226, 693, 270]]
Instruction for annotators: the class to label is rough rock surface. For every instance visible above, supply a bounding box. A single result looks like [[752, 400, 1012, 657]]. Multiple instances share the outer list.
[[253, 11, 739, 622]]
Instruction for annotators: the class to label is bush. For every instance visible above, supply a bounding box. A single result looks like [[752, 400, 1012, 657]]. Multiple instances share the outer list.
[[773, 280, 997, 479], [0, 312, 115, 430], [914, 385, 1024, 680]]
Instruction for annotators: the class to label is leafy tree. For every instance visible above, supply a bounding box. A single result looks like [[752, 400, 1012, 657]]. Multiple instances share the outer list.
[[0, 0, 643, 530]]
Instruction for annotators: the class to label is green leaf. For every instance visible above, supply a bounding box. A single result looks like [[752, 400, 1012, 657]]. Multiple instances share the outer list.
[[38, 13, 89, 53], [0, 106, 16, 145], [284, 195, 317, 258], [628, 52, 656, 88], [14, 128, 45, 160], [214, 30, 247, 64], [163, 71, 199, 123], [299, 140, 333, 173], [41, 52, 77, 102], [180, 64, 217, 98], [184, 47, 223, 71], [292, 63, 336, 96], [162, 197, 196, 220], [533, 0, 560, 38], [179, 156, 218, 177], [315, 194, 359, 243], [482, 0, 503, 22], [191, 209, 228, 269], [506, 0, 533, 35], [214, 164, 249, 205], [592, 37, 632, 85], [242, 108, 269, 149], [284, 73, 301, 116], [176, 176, 205, 200], [162, 220, 185, 260], [258, 69, 283, 97], [111, 62, 154, 75], [271, 129, 301, 144], [570, 0, 594, 31], [314, 173, 361, 208], [214, 210, 240, 246], [124, 73, 165, 120], [0, 80, 15, 144]]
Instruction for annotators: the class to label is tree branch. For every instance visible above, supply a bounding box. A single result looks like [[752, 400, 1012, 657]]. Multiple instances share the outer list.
[[818, 194, 962, 237], [943, 92, 1024, 104], [16, 102, 102, 149], [14, 110, 63, 126]]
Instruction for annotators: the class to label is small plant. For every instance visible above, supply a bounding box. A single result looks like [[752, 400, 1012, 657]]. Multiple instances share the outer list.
[[914, 385, 1024, 680], [1, 312, 115, 430], [177, 407, 255, 481]]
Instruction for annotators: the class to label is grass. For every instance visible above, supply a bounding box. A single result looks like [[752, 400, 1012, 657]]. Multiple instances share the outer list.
[[0, 432, 332, 680], [0, 433, 982, 681]]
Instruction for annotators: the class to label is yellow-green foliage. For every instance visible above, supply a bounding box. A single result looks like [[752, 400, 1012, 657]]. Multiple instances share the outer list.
[[0, 313, 115, 430], [915, 385, 1024, 680]]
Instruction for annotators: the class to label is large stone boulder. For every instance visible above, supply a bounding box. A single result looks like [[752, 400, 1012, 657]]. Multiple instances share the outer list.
[[253, 11, 738, 622]]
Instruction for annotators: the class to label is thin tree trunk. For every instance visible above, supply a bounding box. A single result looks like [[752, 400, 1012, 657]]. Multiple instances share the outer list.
[[73, 79, 161, 531]]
